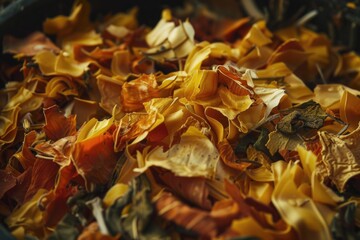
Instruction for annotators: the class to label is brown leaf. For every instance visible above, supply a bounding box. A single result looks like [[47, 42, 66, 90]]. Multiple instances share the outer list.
[[218, 139, 251, 170], [155, 169, 212, 210], [318, 124, 360, 192], [72, 130, 118, 189], [43, 105, 77, 141], [0, 170, 16, 199], [3, 32, 60, 56], [24, 157, 59, 202], [154, 191, 218, 238]]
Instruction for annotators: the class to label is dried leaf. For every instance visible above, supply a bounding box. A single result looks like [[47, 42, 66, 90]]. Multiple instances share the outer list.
[[72, 117, 118, 189], [267, 39, 309, 72], [103, 183, 129, 207], [78, 222, 118, 240], [184, 42, 237, 74], [111, 50, 131, 78], [254, 87, 285, 119], [271, 161, 333, 240], [24, 157, 59, 201], [318, 124, 360, 192], [3, 32, 60, 57], [105, 175, 168, 239], [314, 84, 360, 109], [135, 126, 219, 178], [155, 169, 212, 210], [339, 90, 360, 132], [43, 105, 77, 141], [182, 70, 218, 100], [96, 74, 123, 115], [6, 189, 48, 239], [47, 213, 81, 240], [120, 74, 159, 112], [218, 139, 251, 171], [277, 100, 327, 135], [297, 146, 343, 206], [155, 191, 218, 238], [34, 51, 89, 77], [0, 170, 16, 199], [0, 106, 21, 147], [43, 0, 91, 37], [145, 10, 195, 60], [266, 130, 303, 156]]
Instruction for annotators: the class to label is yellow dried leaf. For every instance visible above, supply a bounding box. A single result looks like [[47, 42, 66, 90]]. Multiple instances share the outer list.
[[6, 189, 47, 239], [103, 183, 129, 207], [43, 0, 91, 37], [314, 84, 360, 109], [339, 90, 360, 131], [318, 124, 360, 192], [111, 50, 131, 78], [34, 51, 89, 77], [0, 106, 21, 147], [182, 70, 218, 100], [77, 117, 114, 143], [297, 146, 343, 206], [272, 161, 333, 240], [135, 126, 219, 178], [218, 86, 253, 113]]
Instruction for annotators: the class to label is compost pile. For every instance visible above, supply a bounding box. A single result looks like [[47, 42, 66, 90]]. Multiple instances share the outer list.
[[1, 1, 360, 239]]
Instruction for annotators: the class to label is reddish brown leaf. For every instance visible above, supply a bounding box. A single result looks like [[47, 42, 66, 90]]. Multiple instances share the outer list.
[[155, 169, 212, 210], [5, 168, 32, 206], [0, 170, 16, 199], [155, 191, 218, 238], [43, 105, 77, 141], [3, 32, 60, 56], [218, 139, 251, 171], [217, 65, 254, 97], [24, 158, 59, 201], [72, 131, 118, 188]]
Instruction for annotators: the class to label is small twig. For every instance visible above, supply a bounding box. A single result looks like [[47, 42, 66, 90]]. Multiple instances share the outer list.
[[316, 64, 327, 84], [326, 113, 349, 135], [86, 197, 110, 235]]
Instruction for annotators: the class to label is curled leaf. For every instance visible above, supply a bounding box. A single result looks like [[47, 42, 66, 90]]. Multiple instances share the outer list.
[[0, 106, 21, 147], [3, 32, 60, 57], [120, 74, 159, 112], [218, 139, 251, 171], [339, 90, 360, 132], [72, 117, 118, 188], [6, 189, 48, 239], [265, 130, 303, 156], [43, 105, 77, 141], [155, 191, 218, 238], [145, 10, 195, 60], [277, 100, 327, 135], [271, 161, 333, 240], [135, 126, 219, 179], [155, 169, 212, 210], [318, 124, 360, 192]]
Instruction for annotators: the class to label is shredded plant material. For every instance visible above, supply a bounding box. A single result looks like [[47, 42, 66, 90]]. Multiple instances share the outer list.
[[1, 1, 360, 239]]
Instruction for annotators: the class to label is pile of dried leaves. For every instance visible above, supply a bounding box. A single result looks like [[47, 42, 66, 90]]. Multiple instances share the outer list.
[[1, 1, 360, 239]]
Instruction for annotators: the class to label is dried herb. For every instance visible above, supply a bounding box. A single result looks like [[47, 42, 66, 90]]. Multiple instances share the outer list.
[[105, 175, 169, 239], [47, 214, 81, 240], [277, 100, 327, 135], [331, 202, 360, 240]]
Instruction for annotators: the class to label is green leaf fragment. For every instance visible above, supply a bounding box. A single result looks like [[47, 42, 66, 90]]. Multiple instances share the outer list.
[[47, 214, 81, 240], [105, 174, 170, 239]]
